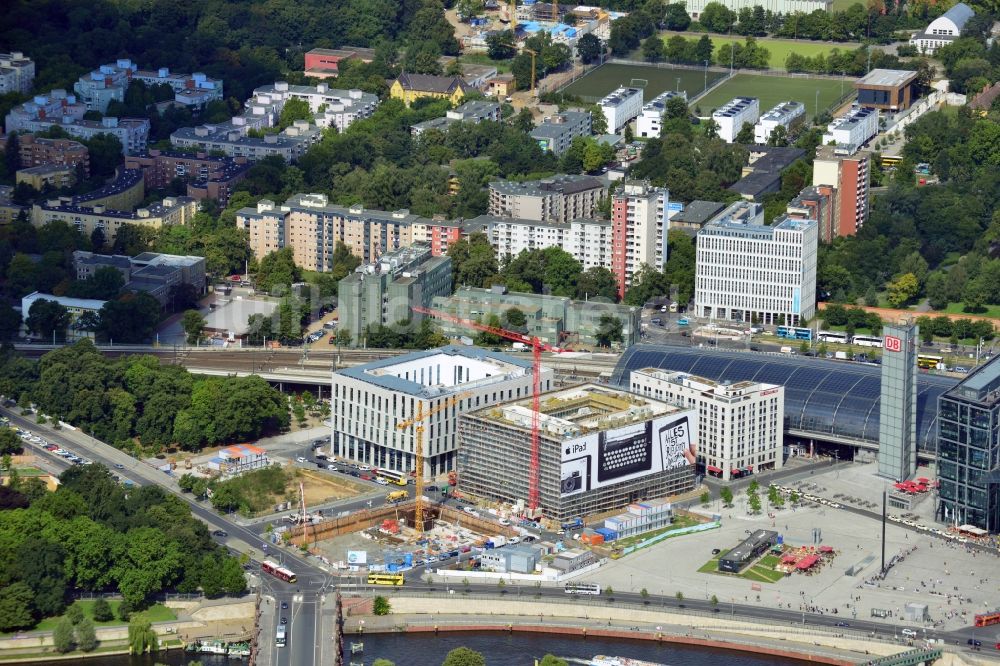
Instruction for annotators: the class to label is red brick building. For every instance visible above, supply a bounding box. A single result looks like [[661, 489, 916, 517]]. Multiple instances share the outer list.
[[124, 149, 250, 206], [0, 134, 89, 177]]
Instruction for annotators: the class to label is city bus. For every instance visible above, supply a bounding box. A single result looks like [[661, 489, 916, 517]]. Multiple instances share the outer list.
[[881, 155, 903, 168], [564, 582, 602, 595], [917, 354, 943, 370], [852, 335, 884, 348], [375, 469, 407, 486], [275, 624, 287, 647], [262, 560, 297, 583], [974, 610, 1000, 627], [817, 330, 849, 344], [777, 326, 813, 341], [367, 573, 405, 586]]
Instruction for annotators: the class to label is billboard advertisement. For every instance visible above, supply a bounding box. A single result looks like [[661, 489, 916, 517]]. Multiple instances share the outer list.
[[347, 550, 367, 565], [559, 410, 698, 497]]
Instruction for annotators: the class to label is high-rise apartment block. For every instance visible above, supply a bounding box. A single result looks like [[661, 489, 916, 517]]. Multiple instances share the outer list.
[[488, 175, 605, 223], [599, 86, 644, 134], [611, 181, 668, 300], [936, 353, 1000, 532], [813, 145, 870, 238], [785, 185, 835, 242], [74, 60, 222, 113], [337, 244, 452, 345], [481, 215, 612, 270], [0, 52, 34, 94], [630, 368, 784, 482], [713, 97, 760, 143], [236, 194, 425, 270], [0, 134, 89, 177], [636, 91, 686, 138], [695, 202, 817, 325], [878, 323, 919, 481], [753, 101, 805, 144]]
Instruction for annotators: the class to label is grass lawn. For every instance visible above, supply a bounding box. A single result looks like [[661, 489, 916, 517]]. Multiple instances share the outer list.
[[460, 53, 513, 73], [18, 601, 176, 634], [830, 0, 861, 10], [744, 564, 786, 583], [560, 63, 728, 102], [941, 302, 1000, 319], [694, 73, 849, 115], [693, 35, 858, 71], [698, 549, 783, 582]]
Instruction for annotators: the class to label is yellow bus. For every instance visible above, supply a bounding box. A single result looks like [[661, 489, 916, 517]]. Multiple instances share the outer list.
[[367, 573, 405, 586], [918, 354, 943, 370], [881, 155, 902, 168], [376, 469, 407, 486]]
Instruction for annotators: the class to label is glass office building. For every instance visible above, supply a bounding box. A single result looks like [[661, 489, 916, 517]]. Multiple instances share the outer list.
[[878, 323, 918, 481], [937, 356, 1000, 532]]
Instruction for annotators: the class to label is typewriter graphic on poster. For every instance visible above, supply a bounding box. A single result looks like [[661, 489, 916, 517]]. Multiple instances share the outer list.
[[597, 421, 653, 482]]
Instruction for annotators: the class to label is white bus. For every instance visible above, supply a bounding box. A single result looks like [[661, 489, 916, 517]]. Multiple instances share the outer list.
[[564, 582, 602, 595], [817, 330, 848, 344], [852, 335, 883, 348], [276, 624, 286, 647]]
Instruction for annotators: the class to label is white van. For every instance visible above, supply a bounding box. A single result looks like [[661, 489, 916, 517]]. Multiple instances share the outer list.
[[901, 629, 918, 638], [780, 346, 793, 354]]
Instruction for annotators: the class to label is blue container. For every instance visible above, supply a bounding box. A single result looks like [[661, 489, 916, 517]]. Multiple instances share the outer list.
[[777, 534, 784, 545], [404, 553, 413, 567], [387, 562, 400, 572]]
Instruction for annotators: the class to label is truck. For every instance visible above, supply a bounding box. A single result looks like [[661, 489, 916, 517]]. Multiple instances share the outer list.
[[835, 351, 848, 360], [511, 342, 528, 351], [386, 490, 408, 503], [561, 517, 583, 530]]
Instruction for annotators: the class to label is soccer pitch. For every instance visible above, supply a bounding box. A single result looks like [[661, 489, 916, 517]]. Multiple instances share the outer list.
[[693, 73, 851, 116], [560, 63, 728, 102]]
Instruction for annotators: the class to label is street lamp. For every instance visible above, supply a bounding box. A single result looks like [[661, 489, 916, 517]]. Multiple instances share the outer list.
[[703, 60, 709, 93]]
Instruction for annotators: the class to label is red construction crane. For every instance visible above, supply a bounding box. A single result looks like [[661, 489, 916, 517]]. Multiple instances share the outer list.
[[411, 305, 568, 514]]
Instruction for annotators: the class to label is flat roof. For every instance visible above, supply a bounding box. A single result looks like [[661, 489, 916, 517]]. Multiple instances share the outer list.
[[945, 355, 1000, 406], [337, 345, 533, 398], [720, 529, 778, 563], [855, 68, 918, 89], [202, 299, 277, 334]]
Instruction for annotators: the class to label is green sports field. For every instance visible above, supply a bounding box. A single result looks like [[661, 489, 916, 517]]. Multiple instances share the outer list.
[[560, 63, 728, 102], [693, 73, 850, 116], [702, 35, 859, 70]]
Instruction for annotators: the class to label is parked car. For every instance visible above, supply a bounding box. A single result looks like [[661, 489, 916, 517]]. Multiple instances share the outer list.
[[295, 456, 307, 463]]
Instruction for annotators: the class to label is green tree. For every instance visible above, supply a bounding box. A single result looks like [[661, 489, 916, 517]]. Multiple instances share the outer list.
[[96, 293, 162, 343], [675, 590, 684, 602], [700, 2, 736, 32], [664, 3, 692, 30], [442, 647, 487, 666], [277, 98, 312, 130], [748, 493, 762, 513], [700, 491, 710, 504], [448, 232, 498, 288], [66, 601, 85, 625], [886, 273, 919, 308], [789, 490, 800, 504], [735, 121, 755, 144], [26, 298, 70, 341], [255, 247, 301, 294], [181, 310, 206, 345], [0, 582, 35, 631], [539, 656, 569, 666], [53, 616, 76, 653], [4, 131, 20, 173], [642, 35, 664, 62], [373, 660, 397, 666], [575, 267, 619, 302], [503, 307, 527, 329], [710, 594, 719, 606], [720, 486, 734, 506], [76, 617, 98, 652], [486, 30, 517, 60], [11, 537, 69, 617], [0, 428, 22, 455], [595, 314, 624, 347], [373, 595, 392, 615], [92, 597, 113, 623], [84, 133, 124, 180], [576, 33, 603, 64], [128, 613, 158, 654]]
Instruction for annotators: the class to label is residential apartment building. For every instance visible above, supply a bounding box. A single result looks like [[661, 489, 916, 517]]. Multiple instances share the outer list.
[[16, 164, 75, 190], [0, 52, 34, 94], [432, 285, 641, 348], [630, 368, 784, 482], [170, 120, 322, 162], [410, 100, 500, 136], [488, 174, 605, 223], [5, 91, 150, 155], [0, 134, 90, 177], [695, 202, 817, 325], [936, 354, 1000, 533], [713, 97, 760, 143], [682, 0, 830, 18], [611, 181, 668, 300], [236, 193, 425, 270], [250, 82, 378, 132], [32, 196, 197, 243], [530, 110, 593, 155], [410, 217, 490, 256], [636, 90, 686, 138], [599, 86, 643, 134], [785, 185, 835, 242], [389, 73, 472, 107], [753, 101, 805, 144], [478, 215, 612, 272], [74, 60, 222, 113], [813, 145, 870, 238], [72, 250, 207, 304], [338, 243, 452, 344], [125, 150, 250, 206], [822, 106, 878, 153], [0, 185, 28, 225], [72, 168, 145, 210], [331, 346, 548, 477], [910, 2, 974, 55]]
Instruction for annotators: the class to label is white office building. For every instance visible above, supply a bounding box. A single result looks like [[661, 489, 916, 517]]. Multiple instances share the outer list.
[[695, 202, 817, 325], [331, 346, 552, 478], [753, 101, 805, 144], [250, 81, 379, 132], [636, 90, 687, 138], [822, 107, 878, 153], [910, 2, 975, 55], [712, 97, 760, 143], [630, 368, 785, 482], [478, 214, 612, 270], [682, 0, 830, 18], [599, 86, 643, 134]]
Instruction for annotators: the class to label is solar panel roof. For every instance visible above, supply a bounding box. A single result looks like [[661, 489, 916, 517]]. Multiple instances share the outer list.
[[613, 345, 958, 452]]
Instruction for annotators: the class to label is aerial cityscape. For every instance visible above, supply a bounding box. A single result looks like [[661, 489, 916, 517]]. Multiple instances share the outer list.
[[0, 0, 999, 665]]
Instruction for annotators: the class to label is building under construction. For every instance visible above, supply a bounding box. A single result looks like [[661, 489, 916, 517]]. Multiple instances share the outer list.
[[458, 384, 698, 520]]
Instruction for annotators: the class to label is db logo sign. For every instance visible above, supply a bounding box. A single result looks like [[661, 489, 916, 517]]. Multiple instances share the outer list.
[[885, 335, 902, 352]]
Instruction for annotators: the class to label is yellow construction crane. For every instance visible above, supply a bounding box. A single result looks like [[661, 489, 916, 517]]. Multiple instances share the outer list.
[[523, 47, 538, 95], [396, 391, 471, 533], [511, 0, 517, 31]]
